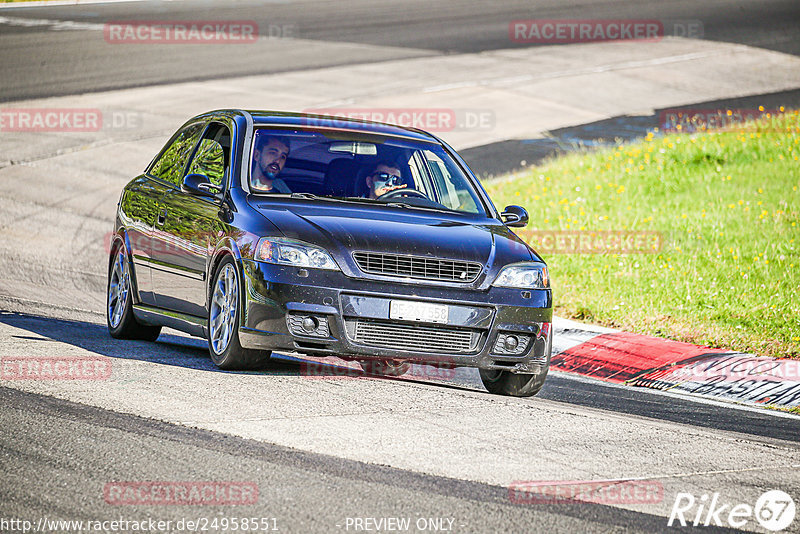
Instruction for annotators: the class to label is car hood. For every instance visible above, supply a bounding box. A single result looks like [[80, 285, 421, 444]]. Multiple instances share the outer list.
[[248, 198, 539, 282]]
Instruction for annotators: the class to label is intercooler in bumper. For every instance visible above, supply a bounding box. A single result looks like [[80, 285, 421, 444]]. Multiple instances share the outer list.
[[344, 319, 483, 354]]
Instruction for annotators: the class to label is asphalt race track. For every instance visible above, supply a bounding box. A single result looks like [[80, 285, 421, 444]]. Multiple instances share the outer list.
[[1, 0, 800, 101], [1, 1, 799, 532]]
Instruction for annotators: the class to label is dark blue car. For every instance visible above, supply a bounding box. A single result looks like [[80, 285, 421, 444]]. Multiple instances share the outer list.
[[107, 110, 552, 396]]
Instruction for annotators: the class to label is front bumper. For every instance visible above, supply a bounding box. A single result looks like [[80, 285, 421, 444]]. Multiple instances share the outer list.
[[238, 260, 553, 373]]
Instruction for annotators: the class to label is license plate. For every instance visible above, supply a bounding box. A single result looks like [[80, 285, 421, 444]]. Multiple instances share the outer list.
[[389, 300, 449, 324]]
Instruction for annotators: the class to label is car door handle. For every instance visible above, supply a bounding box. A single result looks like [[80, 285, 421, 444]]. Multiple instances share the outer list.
[[157, 209, 167, 226]]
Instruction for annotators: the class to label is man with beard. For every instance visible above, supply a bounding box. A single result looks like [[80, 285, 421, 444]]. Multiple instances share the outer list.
[[251, 135, 291, 193]]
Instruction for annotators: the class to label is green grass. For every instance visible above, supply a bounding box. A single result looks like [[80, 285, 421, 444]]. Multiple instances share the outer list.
[[767, 405, 800, 415], [485, 110, 800, 359]]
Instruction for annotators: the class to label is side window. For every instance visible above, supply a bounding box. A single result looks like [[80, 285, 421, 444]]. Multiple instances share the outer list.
[[149, 122, 204, 186], [406, 152, 433, 198], [186, 122, 231, 188], [426, 150, 458, 207], [187, 139, 225, 186], [423, 149, 478, 213]]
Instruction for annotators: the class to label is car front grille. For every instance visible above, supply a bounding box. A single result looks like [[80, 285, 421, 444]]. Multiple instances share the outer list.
[[352, 252, 482, 283], [349, 320, 481, 353]]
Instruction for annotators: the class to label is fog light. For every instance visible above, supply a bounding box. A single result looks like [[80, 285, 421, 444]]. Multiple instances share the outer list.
[[302, 316, 319, 333], [504, 335, 519, 351], [492, 333, 530, 355], [287, 314, 330, 338]]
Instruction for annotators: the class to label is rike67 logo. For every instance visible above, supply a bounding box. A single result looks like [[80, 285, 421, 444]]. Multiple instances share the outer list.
[[668, 490, 795, 531]]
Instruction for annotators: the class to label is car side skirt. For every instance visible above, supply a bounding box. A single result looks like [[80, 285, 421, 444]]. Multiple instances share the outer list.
[[132, 303, 207, 338]]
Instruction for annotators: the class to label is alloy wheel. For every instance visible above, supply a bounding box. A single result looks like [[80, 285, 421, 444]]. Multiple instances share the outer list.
[[108, 245, 130, 329], [210, 263, 239, 354]]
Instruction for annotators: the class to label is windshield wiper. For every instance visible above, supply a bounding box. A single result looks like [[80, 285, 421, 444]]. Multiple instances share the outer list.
[[385, 201, 454, 214], [340, 198, 417, 209], [290, 194, 379, 204], [286, 195, 454, 214], [289, 194, 383, 205]]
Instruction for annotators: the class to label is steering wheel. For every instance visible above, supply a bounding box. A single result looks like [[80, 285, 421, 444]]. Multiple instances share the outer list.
[[379, 187, 427, 200]]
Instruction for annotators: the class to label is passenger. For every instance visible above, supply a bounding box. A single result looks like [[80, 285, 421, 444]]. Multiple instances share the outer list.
[[251, 135, 292, 193], [365, 161, 406, 199]]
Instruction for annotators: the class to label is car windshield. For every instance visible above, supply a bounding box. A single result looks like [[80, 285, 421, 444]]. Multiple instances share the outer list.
[[248, 127, 487, 215]]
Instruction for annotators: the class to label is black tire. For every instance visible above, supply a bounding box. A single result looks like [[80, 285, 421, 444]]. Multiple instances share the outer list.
[[207, 256, 270, 370], [358, 359, 411, 377], [107, 241, 162, 341], [479, 368, 548, 397]]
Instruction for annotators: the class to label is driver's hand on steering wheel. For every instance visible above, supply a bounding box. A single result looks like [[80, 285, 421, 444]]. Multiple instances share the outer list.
[[375, 182, 408, 197]]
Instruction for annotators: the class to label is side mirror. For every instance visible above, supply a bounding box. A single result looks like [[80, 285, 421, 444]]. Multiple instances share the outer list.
[[501, 205, 529, 228], [182, 173, 221, 198]]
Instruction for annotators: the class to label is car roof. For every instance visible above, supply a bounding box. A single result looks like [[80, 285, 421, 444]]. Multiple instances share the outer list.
[[232, 110, 440, 143]]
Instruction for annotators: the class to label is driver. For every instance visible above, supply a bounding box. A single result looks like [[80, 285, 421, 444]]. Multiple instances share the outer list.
[[365, 161, 406, 199], [251, 135, 292, 193]]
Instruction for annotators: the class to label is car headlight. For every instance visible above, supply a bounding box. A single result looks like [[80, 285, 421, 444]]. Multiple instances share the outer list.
[[492, 262, 549, 289], [255, 238, 339, 271]]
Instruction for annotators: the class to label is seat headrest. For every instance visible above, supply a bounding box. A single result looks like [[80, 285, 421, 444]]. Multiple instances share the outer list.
[[324, 158, 359, 197]]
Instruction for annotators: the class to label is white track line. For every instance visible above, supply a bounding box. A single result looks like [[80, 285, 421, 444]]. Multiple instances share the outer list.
[[0, 0, 149, 9]]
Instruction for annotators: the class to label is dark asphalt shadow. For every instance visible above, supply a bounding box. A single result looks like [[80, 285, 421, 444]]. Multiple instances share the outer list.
[[0, 310, 480, 395], [0, 310, 242, 374], [539, 373, 800, 444], [2, 310, 799, 445], [0, 385, 746, 534], [465, 88, 800, 179]]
